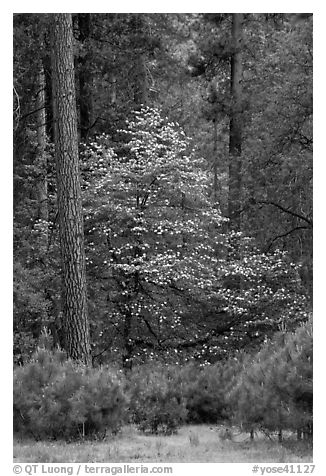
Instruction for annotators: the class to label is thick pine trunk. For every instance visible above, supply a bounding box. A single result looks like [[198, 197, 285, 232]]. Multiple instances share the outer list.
[[51, 13, 91, 365], [228, 13, 243, 236]]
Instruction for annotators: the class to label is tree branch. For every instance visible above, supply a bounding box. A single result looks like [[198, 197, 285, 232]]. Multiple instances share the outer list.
[[265, 226, 311, 252], [257, 200, 313, 226], [141, 315, 162, 345], [91, 343, 112, 364], [13, 86, 21, 129], [19, 105, 46, 122]]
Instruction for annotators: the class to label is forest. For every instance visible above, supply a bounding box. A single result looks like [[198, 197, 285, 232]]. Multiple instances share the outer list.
[[13, 13, 312, 462]]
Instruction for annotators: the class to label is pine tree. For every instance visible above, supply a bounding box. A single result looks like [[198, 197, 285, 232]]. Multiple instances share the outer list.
[[51, 13, 91, 364]]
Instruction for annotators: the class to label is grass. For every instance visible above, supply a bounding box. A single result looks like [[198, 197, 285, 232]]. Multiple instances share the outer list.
[[13, 424, 313, 463]]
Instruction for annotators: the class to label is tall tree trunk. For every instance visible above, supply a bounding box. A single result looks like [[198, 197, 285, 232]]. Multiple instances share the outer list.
[[228, 13, 243, 237], [133, 52, 148, 106], [51, 13, 91, 365], [36, 62, 48, 252], [122, 305, 133, 372], [78, 13, 93, 140], [212, 118, 219, 204], [132, 14, 148, 107], [110, 54, 117, 105]]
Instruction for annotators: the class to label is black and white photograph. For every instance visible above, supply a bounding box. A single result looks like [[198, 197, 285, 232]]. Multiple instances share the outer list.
[[12, 9, 314, 468]]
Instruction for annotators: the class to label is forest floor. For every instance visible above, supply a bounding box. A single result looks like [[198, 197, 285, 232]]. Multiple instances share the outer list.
[[13, 424, 313, 463]]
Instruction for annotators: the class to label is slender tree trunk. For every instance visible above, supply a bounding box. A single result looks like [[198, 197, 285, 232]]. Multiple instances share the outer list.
[[212, 118, 219, 204], [122, 305, 133, 373], [51, 13, 91, 365], [132, 15, 148, 107], [133, 52, 148, 106], [228, 13, 243, 237], [110, 54, 117, 105], [36, 62, 49, 251]]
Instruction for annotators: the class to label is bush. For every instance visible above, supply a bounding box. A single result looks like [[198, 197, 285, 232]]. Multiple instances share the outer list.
[[269, 320, 313, 437], [229, 319, 313, 438], [228, 352, 271, 434], [13, 348, 127, 439], [127, 359, 242, 432], [174, 360, 242, 424], [128, 364, 188, 435]]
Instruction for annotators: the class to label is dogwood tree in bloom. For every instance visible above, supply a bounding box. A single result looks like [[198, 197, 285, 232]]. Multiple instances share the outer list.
[[81, 107, 310, 366]]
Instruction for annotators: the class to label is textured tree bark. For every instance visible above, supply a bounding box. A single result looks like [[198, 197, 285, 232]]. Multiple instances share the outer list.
[[228, 13, 243, 236], [51, 13, 91, 365]]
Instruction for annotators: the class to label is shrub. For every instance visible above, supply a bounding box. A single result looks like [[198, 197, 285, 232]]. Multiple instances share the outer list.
[[70, 366, 127, 436], [13, 348, 127, 439], [229, 319, 313, 438], [228, 351, 273, 434], [269, 320, 313, 437], [127, 359, 242, 432], [174, 360, 242, 424], [180, 364, 225, 423], [128, 364, 187, 435]]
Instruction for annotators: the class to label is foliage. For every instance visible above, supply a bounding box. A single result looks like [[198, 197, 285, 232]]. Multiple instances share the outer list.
[[127, 358, 241, 431], [81, 107, 309, 365], [13, 219, 62, 364], [12, 15, 313, 447], [242, 16, 313, 287], [13, 14, 312, 369], [82, 106, 226, 365], [185, 14, 313, 294], [13, 348, 127, 439], [176, 360, 242, 423], [229, 318, 312, 437], [13, 318, 312, 441], [128, 364, 188, 435]]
